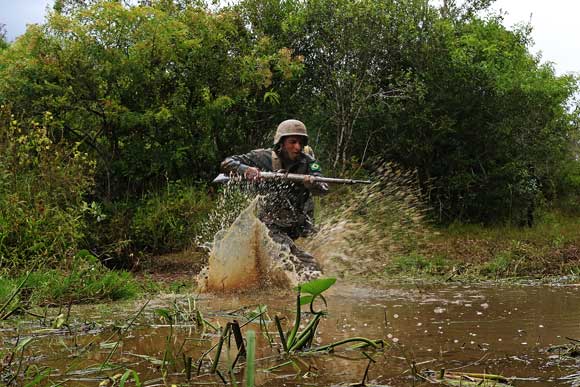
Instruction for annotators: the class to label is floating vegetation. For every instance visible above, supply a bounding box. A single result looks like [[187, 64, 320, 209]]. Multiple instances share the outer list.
[[421, 369, 513, 387], [547, 337, 580, 358]]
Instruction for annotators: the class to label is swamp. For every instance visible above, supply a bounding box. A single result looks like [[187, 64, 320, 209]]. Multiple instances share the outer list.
[[1, 280, 580, 386]]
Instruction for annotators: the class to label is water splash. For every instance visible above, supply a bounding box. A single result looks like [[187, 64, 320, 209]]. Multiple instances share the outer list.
[[195, 176, 254, 251], [198, 197, 321, 292], [302, 162, 432, 278], [197, 162, 429, 290]]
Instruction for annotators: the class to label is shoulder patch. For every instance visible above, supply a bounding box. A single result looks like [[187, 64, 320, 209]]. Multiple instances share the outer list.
[[309, 162, 321, 172]]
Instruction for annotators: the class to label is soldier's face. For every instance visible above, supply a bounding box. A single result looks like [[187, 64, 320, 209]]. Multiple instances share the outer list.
[[281, 136, 304, 161]]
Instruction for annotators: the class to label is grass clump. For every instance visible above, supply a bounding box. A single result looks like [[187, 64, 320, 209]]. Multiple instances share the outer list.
[[0, 250, 140, 308], [426, 209, 580, 279], [386, 253, 454, 276], [479, 253, 515, 278]]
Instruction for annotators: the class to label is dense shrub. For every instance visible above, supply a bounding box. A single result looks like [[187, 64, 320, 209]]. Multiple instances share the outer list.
[[130, 182, 214, 254], [0, 108, 95, 272]]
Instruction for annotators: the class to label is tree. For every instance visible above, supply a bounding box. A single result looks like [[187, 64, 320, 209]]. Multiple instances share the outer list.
[[236, 0, 579, 223], [383, 14, 579, 223], [0, 23, 8, 50], [282, 0, 424, 169], [0, 0, 303, 199]]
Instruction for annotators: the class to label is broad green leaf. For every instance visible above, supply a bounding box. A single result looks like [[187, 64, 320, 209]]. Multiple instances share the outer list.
[[298, 278, 336, 296], [52, 313, 67, 329], [300, 295, 314, 305], [119, 369, 141, 387]]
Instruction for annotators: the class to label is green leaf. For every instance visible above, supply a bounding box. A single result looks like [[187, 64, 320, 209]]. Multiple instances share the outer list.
[[127, 353, 165, 366], [299, 295, 314, 305], [23, 367, 51, 387], [100, 341, 120, 349], [15, 337, 33, 352], [52, 313, 67, 329], [119, 369, 141, 387], [154, 308, 172, 322], [263, 90, 280, 105], [297, 278, 336, 296], [248, 304, 268, 318], [245, 330, 256, 387]]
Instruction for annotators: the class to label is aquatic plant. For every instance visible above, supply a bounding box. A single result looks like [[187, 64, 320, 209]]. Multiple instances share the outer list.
[[245, 330, 256, 387], [547, 337, 580, 359], [421, 369, 513, 387], [190, 278, 384, 386], [275, 278, 384, 353]]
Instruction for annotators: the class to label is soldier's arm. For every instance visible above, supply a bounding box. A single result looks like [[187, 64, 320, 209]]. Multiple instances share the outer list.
[[220, 151, 261, 175]]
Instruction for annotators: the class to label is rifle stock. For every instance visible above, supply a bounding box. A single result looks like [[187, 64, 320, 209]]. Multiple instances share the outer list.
[[212, 172, 371, 185]]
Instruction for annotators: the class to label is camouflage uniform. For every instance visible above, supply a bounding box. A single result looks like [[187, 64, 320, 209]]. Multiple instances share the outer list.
[[221, 149, 328, 270]]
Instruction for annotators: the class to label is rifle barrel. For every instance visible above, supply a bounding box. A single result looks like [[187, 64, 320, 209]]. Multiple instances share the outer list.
[[212, 172, 371, 185]]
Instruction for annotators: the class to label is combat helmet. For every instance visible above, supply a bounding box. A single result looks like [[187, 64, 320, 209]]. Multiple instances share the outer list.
[[273, 119, 308, 145]]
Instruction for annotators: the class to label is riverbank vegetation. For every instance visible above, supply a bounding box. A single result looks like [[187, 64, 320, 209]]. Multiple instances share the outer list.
[[1, 0, 579, 302]]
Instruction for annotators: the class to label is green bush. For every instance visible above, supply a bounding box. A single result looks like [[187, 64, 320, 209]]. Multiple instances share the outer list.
[[131, 181, 213, 254], [83, 200, 135, 268], [0, 109, 95, 272]]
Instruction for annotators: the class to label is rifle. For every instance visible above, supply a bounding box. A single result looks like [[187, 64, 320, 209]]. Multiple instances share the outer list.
[[212, 172, 371, 185]]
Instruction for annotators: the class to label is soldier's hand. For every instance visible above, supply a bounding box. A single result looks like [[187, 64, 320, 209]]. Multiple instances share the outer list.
[[244, 167, 261, 181], [303, 174, 316, 188]]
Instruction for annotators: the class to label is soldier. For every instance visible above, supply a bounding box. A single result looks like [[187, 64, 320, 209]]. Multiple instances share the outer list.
[[220, 119, 328, 271]]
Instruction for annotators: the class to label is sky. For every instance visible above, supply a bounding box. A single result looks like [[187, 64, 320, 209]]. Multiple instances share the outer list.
[[1, 0, 579, 76]]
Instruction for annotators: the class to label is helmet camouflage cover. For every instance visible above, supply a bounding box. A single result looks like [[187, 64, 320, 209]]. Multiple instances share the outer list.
[[274, 119, 308, 145]]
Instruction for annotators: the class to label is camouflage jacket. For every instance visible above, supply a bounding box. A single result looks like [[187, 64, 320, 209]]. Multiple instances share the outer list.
[[221, 149, 328, 234]]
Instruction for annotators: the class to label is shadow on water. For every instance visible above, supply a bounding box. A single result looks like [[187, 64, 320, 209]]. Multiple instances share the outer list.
[[1, 282, 580, 386]]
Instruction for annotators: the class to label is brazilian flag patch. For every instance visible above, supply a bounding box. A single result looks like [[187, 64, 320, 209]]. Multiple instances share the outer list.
[[309, 162, 321, 172]]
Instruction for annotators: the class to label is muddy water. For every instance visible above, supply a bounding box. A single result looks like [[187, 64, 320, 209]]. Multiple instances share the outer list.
[[2, 282, 580, 386]]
